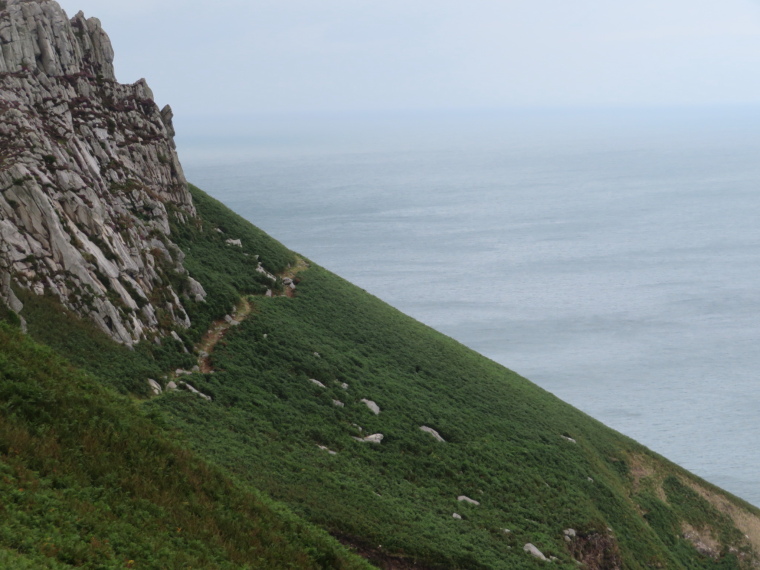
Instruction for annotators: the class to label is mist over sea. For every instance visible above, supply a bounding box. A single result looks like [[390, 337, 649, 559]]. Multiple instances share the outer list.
[[180, 108, 760, 506]]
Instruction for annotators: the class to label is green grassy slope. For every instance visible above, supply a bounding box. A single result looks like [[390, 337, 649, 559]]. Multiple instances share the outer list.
[[0, 321, 372, 569], [149, 185, 760, 569], [4, 183, 760, 569]]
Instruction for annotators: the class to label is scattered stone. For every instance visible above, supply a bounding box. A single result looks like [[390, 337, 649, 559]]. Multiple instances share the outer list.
[[420, 426, 445, 442], [185, 277, 207, 302], [255, 264, 276, 281], [180, 381, 212, 401], [332, 400, 345, 407], [458, 495, 480, 506], [352, 433, 383, 444], [214, 228, 223, 233], [361, 399, 381, 415], [564, 529, 577, 539], [452, 513, 462, 520], [502, 529, 511, 534], [263, 334, 268, 339], [223, 314, 240, 325], [352, 424, 363, 432], [587, 477, 594, 483], [283, 278, 293, 285], [148, 379, 162, 395], [562, 435, 577, 443], [309, 378, 326, 388], [313, 352, 320, 358], [191, 365, 200, 373], [340, 382, 349, 390], [199, 350, 209, 358], [175, 368, 191, 376], [317, 445, 337, 456], [167, 381, 178, 391], [225, 238, 242, 247], [265, 289, 273, 297], [523, 543, 547, 561]]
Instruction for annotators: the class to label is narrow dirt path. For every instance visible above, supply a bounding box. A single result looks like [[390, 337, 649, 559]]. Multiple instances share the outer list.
[[195, 256, 310, 373], [196, 296, 253, 373]]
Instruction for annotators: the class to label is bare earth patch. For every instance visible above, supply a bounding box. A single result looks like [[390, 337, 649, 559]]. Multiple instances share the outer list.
[[681, 522, 721, 559], [628, 453, 667, 502], [685, 479, 760, 560]]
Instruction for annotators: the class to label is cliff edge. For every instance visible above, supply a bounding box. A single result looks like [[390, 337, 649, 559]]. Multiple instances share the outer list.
[[0, 0, 205, 345]]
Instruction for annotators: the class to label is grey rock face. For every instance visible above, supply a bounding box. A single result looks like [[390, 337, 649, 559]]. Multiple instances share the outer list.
[[0, 0, 204, 345]]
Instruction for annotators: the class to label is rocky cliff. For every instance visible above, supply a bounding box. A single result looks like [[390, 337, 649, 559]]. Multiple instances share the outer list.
[[0, 0, 205, 345]]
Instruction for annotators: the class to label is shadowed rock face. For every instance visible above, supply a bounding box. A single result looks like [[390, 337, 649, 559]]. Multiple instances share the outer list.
[[0, 0, 205, 345]]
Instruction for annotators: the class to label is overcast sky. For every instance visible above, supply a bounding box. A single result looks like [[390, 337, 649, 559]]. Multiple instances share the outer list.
[[54, 0, 760, 120]]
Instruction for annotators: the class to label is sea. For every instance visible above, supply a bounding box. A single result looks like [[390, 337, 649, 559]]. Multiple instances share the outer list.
[[179, 107, 760, 507]]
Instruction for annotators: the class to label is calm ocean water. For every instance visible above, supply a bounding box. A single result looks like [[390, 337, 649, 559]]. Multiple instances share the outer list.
[[180, 109, 760, 506]]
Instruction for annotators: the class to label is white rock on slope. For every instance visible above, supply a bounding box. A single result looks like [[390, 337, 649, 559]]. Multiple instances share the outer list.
[[360, 399, 380, 414], [352, 433, 383, 444], [420, 426, 445, 442], [457, 495, 480, 506], [523, 543, 547, 561]]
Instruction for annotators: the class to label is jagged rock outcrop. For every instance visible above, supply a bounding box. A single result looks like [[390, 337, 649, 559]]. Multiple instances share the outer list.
[[0, 0, 205, 345]]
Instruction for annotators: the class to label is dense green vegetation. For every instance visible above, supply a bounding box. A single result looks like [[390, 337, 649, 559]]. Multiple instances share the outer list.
[[0, 322, 371, 569], [2, 183, 760, 568], [153, 186, 760, 569]]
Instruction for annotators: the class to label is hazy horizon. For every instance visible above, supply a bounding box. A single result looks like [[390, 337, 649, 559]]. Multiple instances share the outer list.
[[55, 0, 760, 124]]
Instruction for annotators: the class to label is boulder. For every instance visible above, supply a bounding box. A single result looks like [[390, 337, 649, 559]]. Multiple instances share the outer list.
[[523, 543, 547, 561], [452, 513, 462, 520], [353, 433, 383, 444], [185, 277, 207, 302], [361, 399, 381, 415], [309, 378, 326, 388], [225, 238, 242, 247], [148, 379, 162, 395]]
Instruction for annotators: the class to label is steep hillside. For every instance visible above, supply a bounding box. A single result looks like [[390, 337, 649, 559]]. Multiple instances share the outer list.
[[0, 319, 371, 569], [2, 1, 760, 569], [148, 186, 760, 569], [11, 182, 760, 568]]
